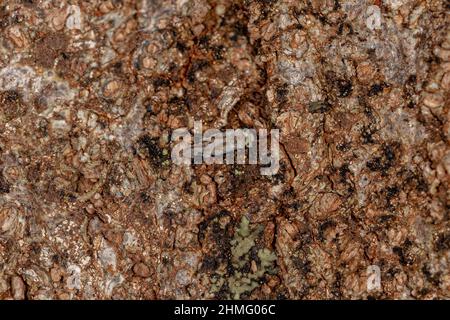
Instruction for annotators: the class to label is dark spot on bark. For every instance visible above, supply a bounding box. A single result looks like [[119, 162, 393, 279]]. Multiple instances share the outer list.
[[145, 102, 155, 115], [393, 240, 414, 266], [251, 38, 262, 56], [1, 90, 21, 103], [367, 157, 383, 171], [201, 255, 218, 272], [367, 144, 396, 175], [435, 233, 450, 251], [337, 79, 353, 97], [270, 162, 286, 184], [153, 77, 171, 88], [140, 192, 151, 202], [403, 170, 428, 192], [213, 45, 225, 60], [291, 256, 311, 275], [187, 59, 209, 83], [198, 35, 209, 47], [407, 74, 417, 84], [240, 261, 251, 273], [230, 21, 248, 41], [290, 201, 302, 210], [422, 264, 441, 286], [276, 292, 288, 300], [308, 101, 332, 114], [361, 126, 376, 144], [226, 262, 235, 276], [0, 174, 10, 194], [249, 246, 261, 265], [338, 22, 353, 35], [318, 220, 336, 241], [339, 164, 350, 181], [138, 135, 164, 166], [176, 41, 187, 52], [378, 215, 395, 224], [334, 0, 341, 10], [214, 282, 230, 299], [386, 186, 399, 199], [383, 145, 395, 162], [332, 272, 342, 298], [276, 85, 289, 103], [368, 83, 387, 96], [294, 229, 313, 247], [162, 256, 170, 265], [336, 141, 351, 152]]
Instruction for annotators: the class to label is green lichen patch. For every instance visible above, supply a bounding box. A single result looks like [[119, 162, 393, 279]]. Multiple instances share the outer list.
[[211, 216, 278, 299]]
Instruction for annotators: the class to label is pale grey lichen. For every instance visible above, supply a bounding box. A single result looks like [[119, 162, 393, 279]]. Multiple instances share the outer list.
[[211, 216, 277, 299]]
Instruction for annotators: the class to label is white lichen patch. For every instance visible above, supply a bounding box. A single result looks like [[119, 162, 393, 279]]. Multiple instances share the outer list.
[[98, 239, 117, 271], [365, 5, 382, 31]]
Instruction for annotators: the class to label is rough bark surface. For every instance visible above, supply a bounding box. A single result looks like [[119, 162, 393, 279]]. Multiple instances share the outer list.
[[0, 0, 448, 299]]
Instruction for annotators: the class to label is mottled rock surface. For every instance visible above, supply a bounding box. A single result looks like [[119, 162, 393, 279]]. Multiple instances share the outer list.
[[0, 0, 449, 299]]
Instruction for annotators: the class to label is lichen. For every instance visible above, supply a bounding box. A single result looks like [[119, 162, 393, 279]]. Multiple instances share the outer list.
[[213, 216, 278, 299]]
